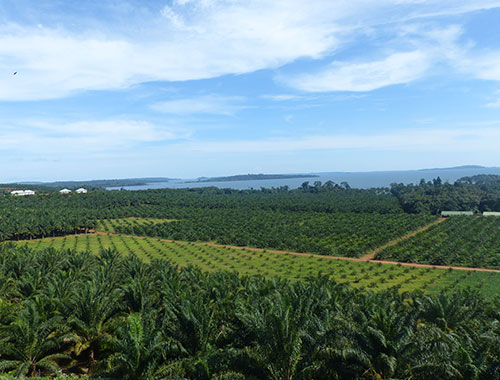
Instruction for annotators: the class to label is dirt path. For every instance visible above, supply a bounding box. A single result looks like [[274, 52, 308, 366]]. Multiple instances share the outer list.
[[358, 217, 447, 261], [83, 228, 500, 274], [23, 227, 499, 274]]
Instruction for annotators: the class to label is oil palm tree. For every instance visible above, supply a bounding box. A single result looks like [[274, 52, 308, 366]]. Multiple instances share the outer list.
[[66, 278, 122, 374], [0, 301, 72, 377], [106, 312, 185, 380]]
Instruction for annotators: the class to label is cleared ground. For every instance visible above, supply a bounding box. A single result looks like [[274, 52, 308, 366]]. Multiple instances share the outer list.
[[18, 233, 500, 296]]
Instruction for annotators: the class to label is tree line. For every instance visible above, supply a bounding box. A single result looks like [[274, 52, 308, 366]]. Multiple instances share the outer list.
[[390, 174, 500, 214]]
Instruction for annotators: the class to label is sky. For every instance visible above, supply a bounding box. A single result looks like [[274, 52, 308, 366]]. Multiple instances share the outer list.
[[1, 0, 500, 181]]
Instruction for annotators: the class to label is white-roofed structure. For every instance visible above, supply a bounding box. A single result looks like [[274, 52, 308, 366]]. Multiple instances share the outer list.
[[483, 212, 500, 217], [11, 190, 35, 196], [75, 188, 88, 194], [59, 188, 72, 194]]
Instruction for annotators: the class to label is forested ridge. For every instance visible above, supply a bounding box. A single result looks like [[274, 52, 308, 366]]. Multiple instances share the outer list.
[[0, 244, 499, 380]]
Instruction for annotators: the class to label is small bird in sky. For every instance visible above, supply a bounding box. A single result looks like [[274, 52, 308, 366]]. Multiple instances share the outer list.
[[13, 72, 17, 75]]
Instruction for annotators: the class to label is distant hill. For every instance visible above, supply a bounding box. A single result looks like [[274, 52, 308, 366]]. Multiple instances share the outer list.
[[418, 165, 486, 171]]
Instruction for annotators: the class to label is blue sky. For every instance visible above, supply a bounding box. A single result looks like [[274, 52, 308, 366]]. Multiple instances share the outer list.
[[2, 1, 500, 181]]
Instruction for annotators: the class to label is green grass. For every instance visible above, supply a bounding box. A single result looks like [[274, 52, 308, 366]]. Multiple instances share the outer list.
[[18, 234, 500, 296], [376, 216, 500, 269]]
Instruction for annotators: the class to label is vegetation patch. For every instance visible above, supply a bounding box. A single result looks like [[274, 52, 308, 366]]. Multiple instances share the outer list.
[[17, 234, 500, 296], [96, 217, 177, 233], [1, 244, 499, 379], [99, 213, 437, 257], [376, 216, 500, 269]]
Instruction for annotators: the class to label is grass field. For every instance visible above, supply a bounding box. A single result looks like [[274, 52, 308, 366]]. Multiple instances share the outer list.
[[18, 233, 500, 296], [376, 216, 500, 269]]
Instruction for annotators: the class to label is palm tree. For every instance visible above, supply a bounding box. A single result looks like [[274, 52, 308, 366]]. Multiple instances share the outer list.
[[0, 301, 72, 377], [234, 286, 318, 380], [106, 313, 185, 380], [66, 278, 122, 374]]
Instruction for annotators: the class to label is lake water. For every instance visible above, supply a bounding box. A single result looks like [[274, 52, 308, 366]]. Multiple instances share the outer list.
[[106, 167, 500, 191]]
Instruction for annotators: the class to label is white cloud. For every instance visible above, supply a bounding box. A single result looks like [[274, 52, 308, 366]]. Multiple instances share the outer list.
[[261, 94, 304, 101], [0, 120, 186, 153], [180, 126, 500, 154], [282, 23, 467, 92], [150, 95, 247, 115], [1, 1, 500, 100], [486, 100, 500, 108], [484, 91, 500, 108], [284, 51, 431, 92], [457, 52, 500, 82]]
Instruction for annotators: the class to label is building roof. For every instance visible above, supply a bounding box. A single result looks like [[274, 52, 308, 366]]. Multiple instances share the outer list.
[[483, 212, 500, 216], [11, 189, 35, 196], [59, 188, 72, 193], [441, 211, 474, 216]]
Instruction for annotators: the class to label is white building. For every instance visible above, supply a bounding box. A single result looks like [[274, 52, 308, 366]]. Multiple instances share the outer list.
[[483, 212, 500, 217], [11, 190, 35, 196], [75, 188, 88, 194], [59, 188, 72, 194]]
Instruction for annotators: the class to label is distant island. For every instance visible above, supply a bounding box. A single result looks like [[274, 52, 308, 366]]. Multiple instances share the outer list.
[[418, 165, 486, 171], [190, 173, 319, 183], [5, 177, 173, 190]]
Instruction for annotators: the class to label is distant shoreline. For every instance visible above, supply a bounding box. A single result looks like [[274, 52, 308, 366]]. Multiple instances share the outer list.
[[185, 173, 319, 183]]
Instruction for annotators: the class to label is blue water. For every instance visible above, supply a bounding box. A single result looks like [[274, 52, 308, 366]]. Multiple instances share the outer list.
[[107, 167, 500, 191]]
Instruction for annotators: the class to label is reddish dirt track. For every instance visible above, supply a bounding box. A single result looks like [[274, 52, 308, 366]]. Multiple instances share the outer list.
[[23, 228, 500, 274], [359, 217, 447, 261]]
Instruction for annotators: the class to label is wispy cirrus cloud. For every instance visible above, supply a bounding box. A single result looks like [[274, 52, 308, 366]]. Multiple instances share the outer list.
[[150, 95, 248, 115], [282, 23, 467, 92], [484, 91, 500, 108], [180, 125, 500, 154], [283, 51, 432, 92], [0, 119, 187, 153], [260, 94, 305, 101]]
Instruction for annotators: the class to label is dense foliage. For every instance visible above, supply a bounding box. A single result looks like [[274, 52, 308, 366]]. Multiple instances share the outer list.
[[1, 244, 499, 380], [5, 174, 500, 245], [391, 175, 500, 214], [0, 187, 403, 250], [376, 216, 500, 269]]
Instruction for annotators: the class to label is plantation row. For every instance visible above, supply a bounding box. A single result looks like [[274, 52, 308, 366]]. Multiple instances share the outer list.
[[97, 212, 437, 257], [0, 187, 405, 242], [96, 217, 175, 233], [376, 216, 500, 269], [19, 234, 500, 296], [1, 244, 500, 379]]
